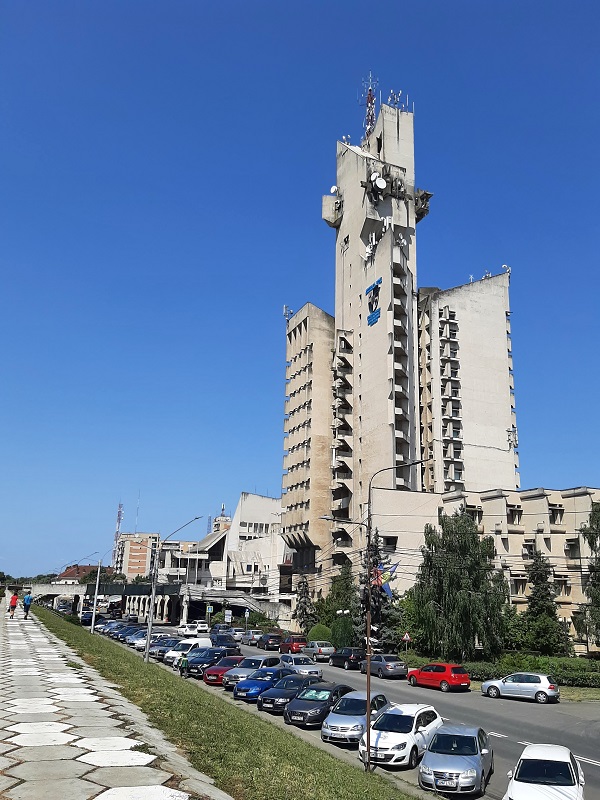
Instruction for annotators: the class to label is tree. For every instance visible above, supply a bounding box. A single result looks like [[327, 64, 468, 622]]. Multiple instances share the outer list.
[[580, 502, 600, 644], [131, 574, 150, 584], [523, 550, 571, 656], [412, 510, 508, 661], [501, 604, 529, 651], [314, 562, 360, 629], [292, 575, 317, 634]]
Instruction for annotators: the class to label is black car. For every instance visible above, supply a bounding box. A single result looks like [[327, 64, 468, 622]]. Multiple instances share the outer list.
[[210, 633, 240, 651], [148, 637, 181, 660], [328, 647, 366, 670], [257, 674, 322, 714], [257, 633, 282, 651], [283, 682, 354, 727], [181, 648, 236, 678]]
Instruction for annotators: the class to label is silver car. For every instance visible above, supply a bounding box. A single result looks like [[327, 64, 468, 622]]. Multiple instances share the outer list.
[[419, 724, 494, 795], [279, 654, 323, 679], [360, 653, 408, 679], [481, 673, 560, 704], [322, 690, 390, 744], [302, 641, 335, 661], [222, 655, 280, 690], [240, 629, 263, 646]]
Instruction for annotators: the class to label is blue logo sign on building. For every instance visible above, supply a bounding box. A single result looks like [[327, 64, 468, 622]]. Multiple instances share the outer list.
[[366, 278, 382, 326]]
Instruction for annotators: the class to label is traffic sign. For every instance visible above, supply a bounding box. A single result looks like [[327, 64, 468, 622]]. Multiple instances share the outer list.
[[402, 632, 411, 642], [207, 605, 213, 614], [244, 610, 250, 618], [224, 610, 232, 623]]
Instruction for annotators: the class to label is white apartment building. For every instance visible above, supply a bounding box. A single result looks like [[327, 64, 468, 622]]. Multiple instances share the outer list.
[[113, 532, 159, 581], [418, 274, 519, 493], [281, 303, 335, 597]]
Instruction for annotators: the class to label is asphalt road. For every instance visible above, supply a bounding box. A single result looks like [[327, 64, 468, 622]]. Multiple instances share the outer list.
[[113, 630, 600, 800]]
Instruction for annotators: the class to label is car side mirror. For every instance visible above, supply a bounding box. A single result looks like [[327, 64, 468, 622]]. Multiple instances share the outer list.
[[502, 679, 506, 683], [507, 770, 513, 779], [481, 749, 489, 755], [417, 726, 426, 732]]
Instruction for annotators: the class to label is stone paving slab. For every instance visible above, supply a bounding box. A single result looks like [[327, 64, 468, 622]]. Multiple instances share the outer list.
[[0, 600, 233, 800]]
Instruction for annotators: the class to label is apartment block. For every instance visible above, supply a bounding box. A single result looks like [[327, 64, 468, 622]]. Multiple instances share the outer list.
[[113, 532, 159, 581]]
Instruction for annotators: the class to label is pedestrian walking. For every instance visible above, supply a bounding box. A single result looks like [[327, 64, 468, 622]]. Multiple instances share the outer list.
[[9, 592, 18, 619], [23, 591, 33, 620]]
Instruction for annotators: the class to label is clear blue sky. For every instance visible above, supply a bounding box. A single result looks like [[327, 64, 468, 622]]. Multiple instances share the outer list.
[[1, 1, 598, 576]]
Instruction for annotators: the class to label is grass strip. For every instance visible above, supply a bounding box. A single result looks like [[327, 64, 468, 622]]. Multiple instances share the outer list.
[[35, 608, 414, 800]]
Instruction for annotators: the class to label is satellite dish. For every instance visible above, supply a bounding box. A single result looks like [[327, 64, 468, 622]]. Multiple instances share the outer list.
[[330, 185, 338, 194], [370, 171, 380, 182], [375, 177, 387, 190]]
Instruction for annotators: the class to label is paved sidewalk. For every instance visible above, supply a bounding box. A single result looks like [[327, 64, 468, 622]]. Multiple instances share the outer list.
[[0, 599, 233, 800]]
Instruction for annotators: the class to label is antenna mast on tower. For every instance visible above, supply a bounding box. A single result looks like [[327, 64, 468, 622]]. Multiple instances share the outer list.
[[359, 71, 379, 140], [112, 502, 124, 568]]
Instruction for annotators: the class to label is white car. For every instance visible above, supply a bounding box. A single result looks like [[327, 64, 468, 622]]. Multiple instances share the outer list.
[[163, 638, 211, 666], [177, 622, 209, 636], [279, 654, 322, 679], [231, 627, 246, 642], [503, 744, 585, 800], [358, 703, 443, 769], [241, 629, 263, 646]]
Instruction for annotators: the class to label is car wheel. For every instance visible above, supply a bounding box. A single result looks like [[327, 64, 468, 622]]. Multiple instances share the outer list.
[[408, 746, 418, 769], [478, 772, 486, 797], [440, 680, 450, 692], [490, 756, 494, 776], [409, 675, 417, 687], [487, 686, 500, 699], [328, 658, 334, 666], [360, 664, 366, 674], [377, 668, 385, 679], [344, 660, 350, 670], [535, 691, 549, 704]]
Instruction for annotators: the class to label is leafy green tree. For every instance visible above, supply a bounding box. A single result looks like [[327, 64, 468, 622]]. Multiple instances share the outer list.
[[580, 502, 600, 644], [412, 511, 508, 661], [331, 615, 354, 649], [131, 574, 150, 584], [314, 562, 360, 629], [307, 623, 332, 641], [292, 575, 318, 634], [523, 550, 571, 656], [501, 604, 529, 651]]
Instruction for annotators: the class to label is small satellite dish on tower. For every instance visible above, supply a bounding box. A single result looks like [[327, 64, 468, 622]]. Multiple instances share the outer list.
[[370, 172, 380, 182], [375, 177, 387, 190], [330, 185, 338, 194]]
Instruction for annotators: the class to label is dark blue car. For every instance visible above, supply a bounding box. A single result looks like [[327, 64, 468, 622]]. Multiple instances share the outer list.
[[233, 668, 294, 701]]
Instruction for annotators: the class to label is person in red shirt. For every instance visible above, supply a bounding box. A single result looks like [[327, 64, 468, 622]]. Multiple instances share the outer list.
[[9, 592, 19, 619]]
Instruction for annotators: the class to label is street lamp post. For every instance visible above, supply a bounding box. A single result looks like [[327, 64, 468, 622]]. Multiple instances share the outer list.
[[322, 456, 427, 773], [143, 516, 202, 663]]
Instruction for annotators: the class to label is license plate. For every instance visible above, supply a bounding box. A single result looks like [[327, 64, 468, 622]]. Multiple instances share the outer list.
[[291, 714, 303, 721], [262, 701, 273, 707], [436, 780, 456, 787], [206, 676, 216, 681], [237, 691, 246, 697], [461, 682, 468, 686], [330, 732, 345, 738]]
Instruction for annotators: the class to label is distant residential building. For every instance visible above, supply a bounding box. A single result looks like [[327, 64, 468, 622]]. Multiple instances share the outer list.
[[113, 532, 159, 581], [52, 564, 113, 585]]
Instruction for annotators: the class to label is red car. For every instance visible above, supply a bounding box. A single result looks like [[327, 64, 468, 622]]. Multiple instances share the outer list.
[[279, 635, 308, 654], [203, 656, 244, 686], [407, 663, 471, 692]]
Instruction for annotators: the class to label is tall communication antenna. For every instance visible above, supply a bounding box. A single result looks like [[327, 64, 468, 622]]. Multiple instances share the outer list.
[[359, 71, 379, 139], [206, 516, 212, 534], [112, 502, 124, 568]]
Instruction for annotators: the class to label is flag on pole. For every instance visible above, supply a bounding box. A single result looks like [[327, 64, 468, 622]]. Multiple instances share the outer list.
[[371, 563, 398, 598]]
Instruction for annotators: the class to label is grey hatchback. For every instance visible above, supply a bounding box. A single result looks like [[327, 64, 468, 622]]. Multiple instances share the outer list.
[[480, 672, 560, 704], [419, 724, 493, 795]]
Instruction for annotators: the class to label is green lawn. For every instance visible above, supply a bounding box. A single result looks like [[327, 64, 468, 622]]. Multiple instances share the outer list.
[[35, 609, 414, 800]]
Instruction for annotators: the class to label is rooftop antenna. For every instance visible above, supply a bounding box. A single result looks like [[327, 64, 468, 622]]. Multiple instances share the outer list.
[[283, 304, 294, 321], [387, 89, 402, 108], [134, 490, 140, 533], [111, 502, 124, 567], [359, 71, 379, 139]]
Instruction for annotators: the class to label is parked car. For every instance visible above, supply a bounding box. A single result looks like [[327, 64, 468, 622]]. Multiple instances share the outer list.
[[322, 691, 390, 745], [233, 667, 295, 701], [163, 638, 211, 667], [360, 654, 408, 679], [257, 633, 282, 651], [358, 703, 443, 768], [283, 682, 354, 727], [257, 675, 322, 713], [133, 632, 171, 651], [328, 647, 366, 670], [203, 656, 245, 686], [210, 633, 240, 652], [303, 641, 335, 662], [222, 656, 281, 690], [183, 648, 234, 678], [279, 635, 308, 654], [231, 627, 246, 642], [210, 624, 234, 635], [148, 637, 181, 661], [407, 663, 471, 692], [114, 625, 144, 642], [241, 629, 263, 646], [177, 622, 209, 637], [125, 630, 148, 646], [123, 614, 139, 623], [503, 744, 584, 800], [279, 654, 323, 679], [481, 673, 560, 704], [419, 724, 493, 795]]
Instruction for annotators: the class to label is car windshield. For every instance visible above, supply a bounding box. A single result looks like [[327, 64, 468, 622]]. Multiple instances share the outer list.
[[451, 667, 468, 675], [373, 713, 414, 733], [188, 649, 211, 659], [275, 677, 303, 690], [429, 734, 478, 756], [248, 670, 277, 681], [547, 676, 557, 684], [293, 657, 312, 665], [317, 642, 332, 647], [218, 658, 240, 667], [383, 655, 401, 663], [333, 697, 367, 715], [161, 639, 179, 646], [297, 688, 331, 702], [173, 642, 191, 652], [515, 759, 575, 786], [240, 659, 262, 669]]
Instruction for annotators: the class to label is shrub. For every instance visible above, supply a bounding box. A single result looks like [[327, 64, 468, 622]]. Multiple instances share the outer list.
[[307, 624, 332, 642]]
